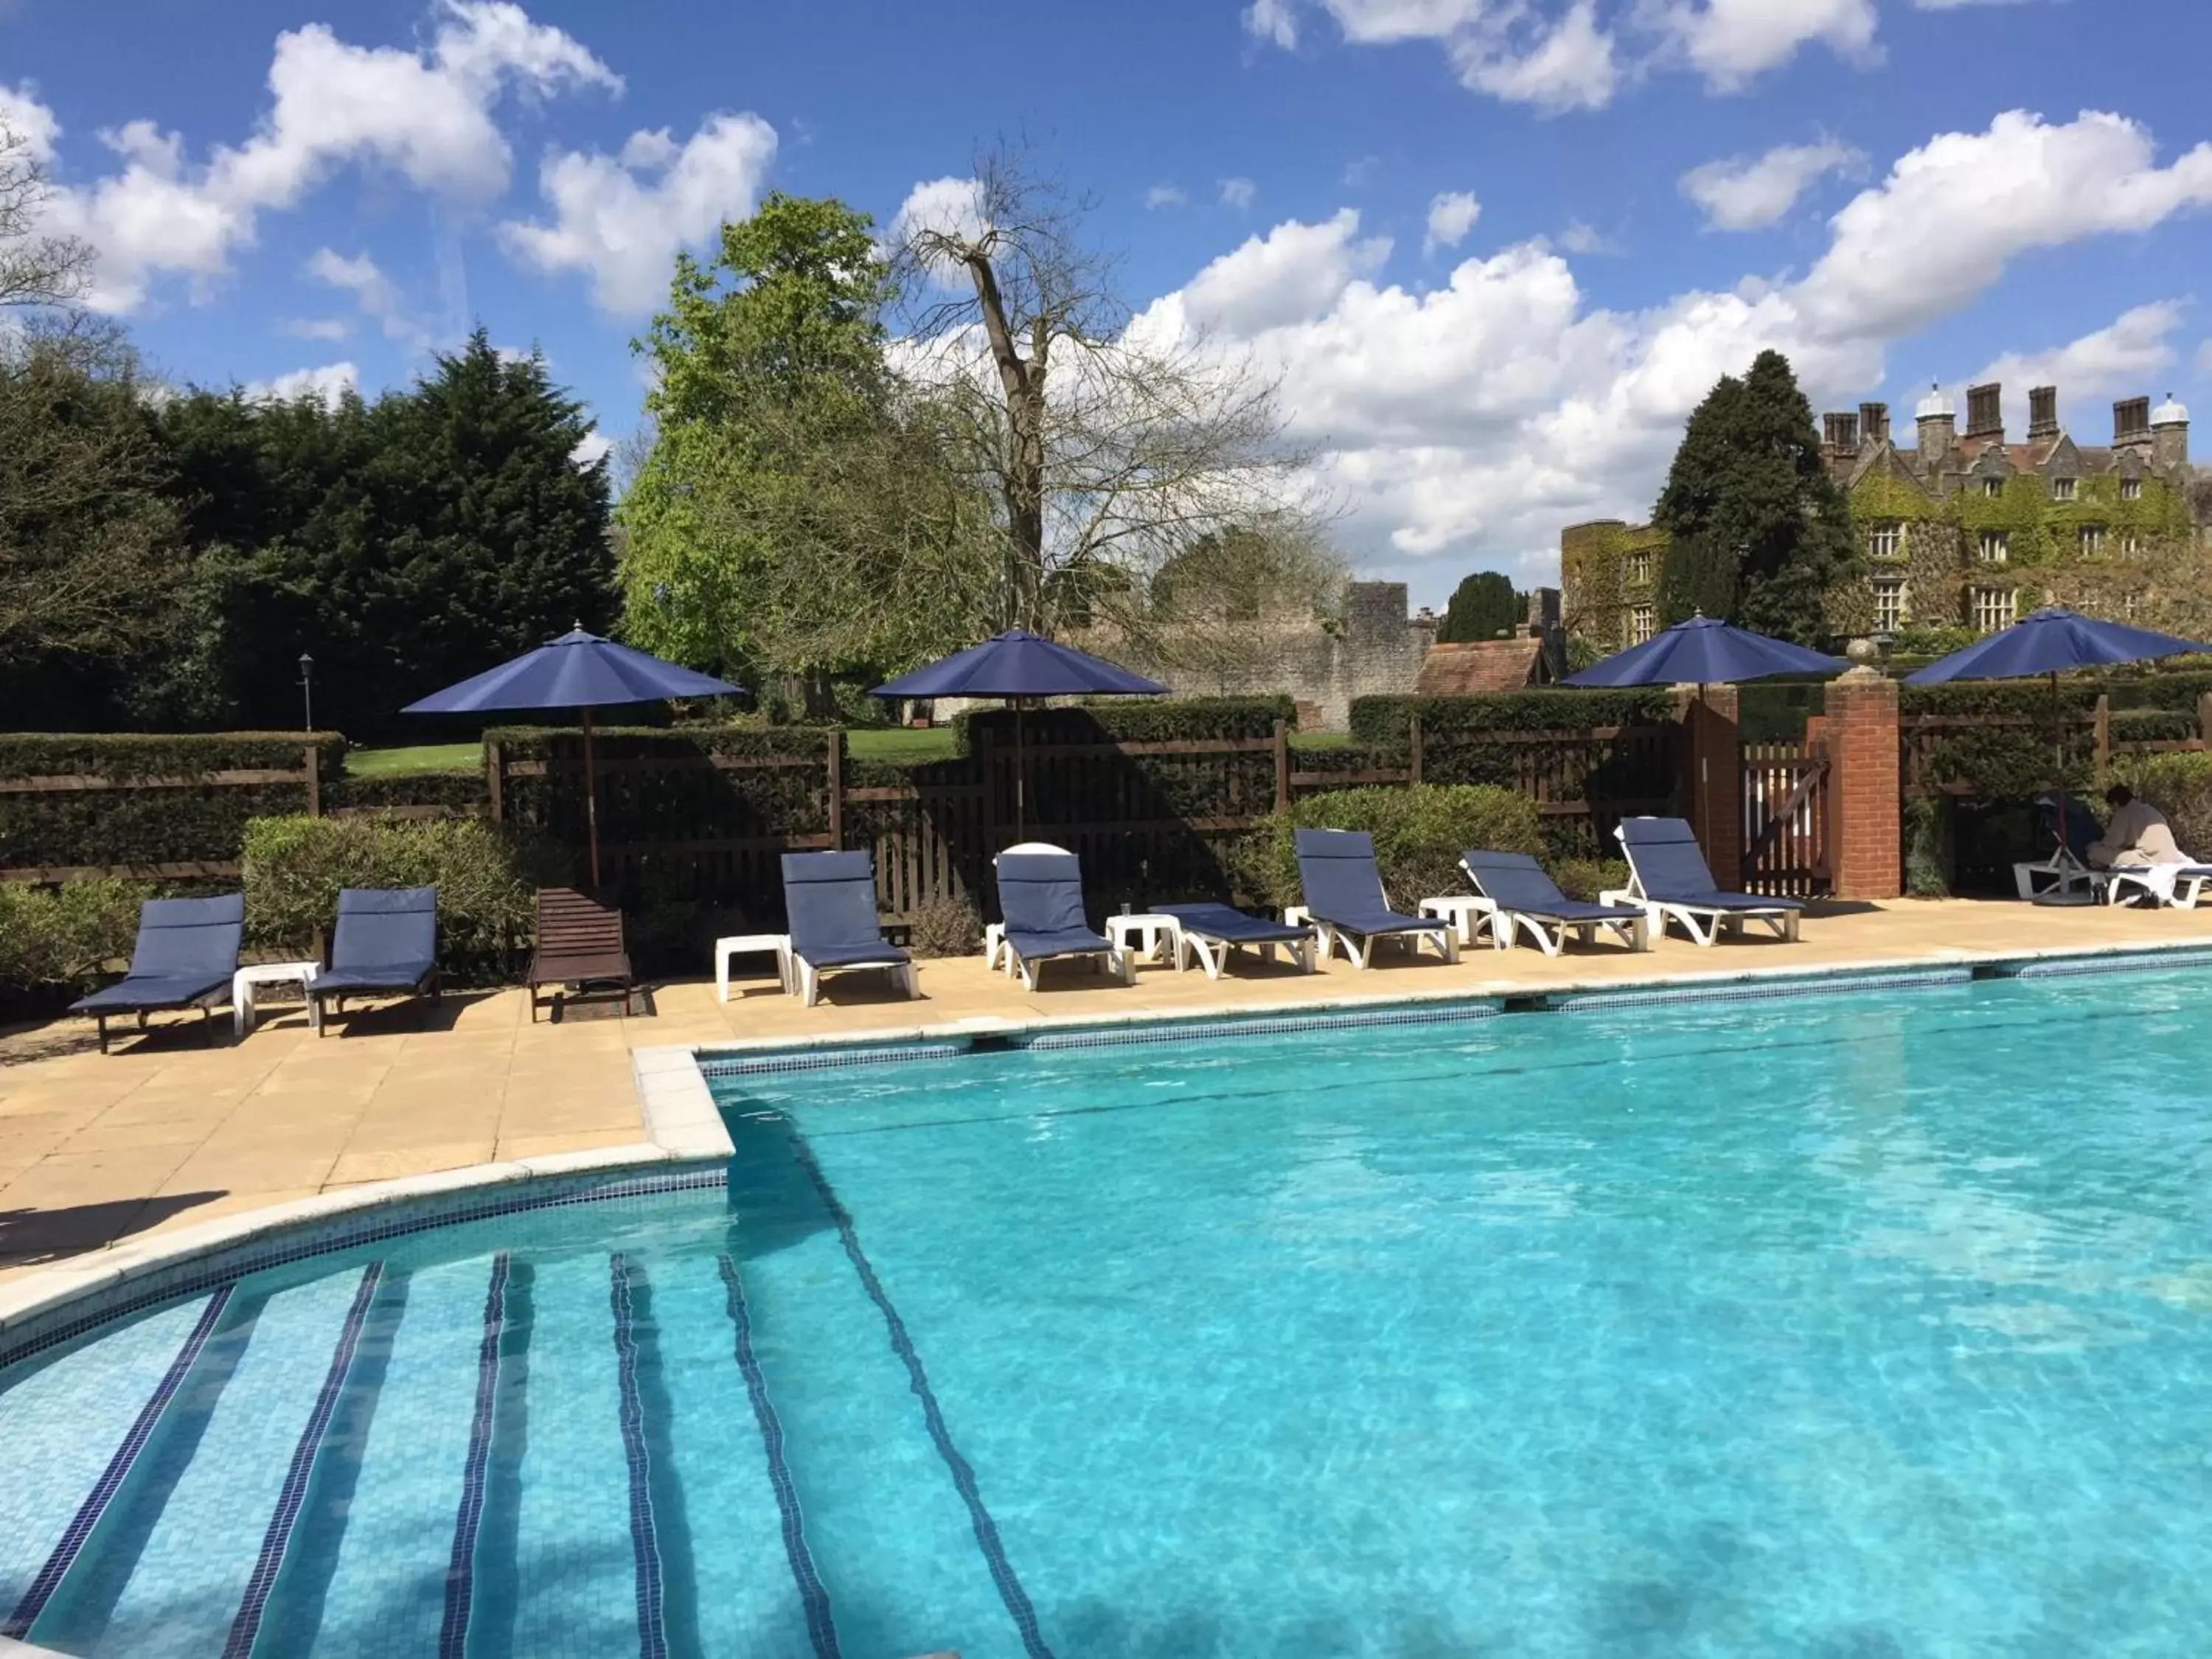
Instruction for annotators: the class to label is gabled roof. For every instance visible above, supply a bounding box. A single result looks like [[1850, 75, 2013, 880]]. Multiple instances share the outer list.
[[1416, 639, 1548, 695]]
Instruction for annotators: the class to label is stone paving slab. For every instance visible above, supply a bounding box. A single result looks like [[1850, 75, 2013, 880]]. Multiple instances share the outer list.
[[2, 897, 2210, 1279]]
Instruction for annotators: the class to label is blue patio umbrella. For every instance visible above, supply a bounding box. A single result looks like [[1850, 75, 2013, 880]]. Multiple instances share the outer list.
[[1903, 608, 2212, 862], [874, 629, 1166, 836], [1563, 613, 1846, 687], [403, 625, 742, 886]]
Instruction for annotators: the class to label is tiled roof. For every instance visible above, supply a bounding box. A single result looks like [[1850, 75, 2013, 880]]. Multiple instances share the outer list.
[[1415, 640, 1545, 695]]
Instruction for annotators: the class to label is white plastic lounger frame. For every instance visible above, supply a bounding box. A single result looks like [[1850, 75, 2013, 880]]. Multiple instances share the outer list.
[[1458, 859, 1649, 959], [2014, 841, 2096, 902], [1009, 942, 1132, 992], [2099, 862, 2212, 910], [790, 953, 917, 1008], [986, 841, 1071, 974], [1609, 821, 1801, 949], [1302, 916, 1458, 970], [1175, 927, 1316, 980]]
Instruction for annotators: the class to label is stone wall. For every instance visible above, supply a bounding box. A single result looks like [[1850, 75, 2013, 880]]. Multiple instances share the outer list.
[[1080, 580, 1436, 731]]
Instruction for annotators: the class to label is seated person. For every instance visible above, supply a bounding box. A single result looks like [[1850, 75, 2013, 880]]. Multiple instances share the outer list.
[[2087, 785, 2185, 869]]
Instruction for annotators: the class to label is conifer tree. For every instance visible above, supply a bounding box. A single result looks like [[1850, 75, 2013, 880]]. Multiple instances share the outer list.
[[1436, 570, 1523, 642], [1652, 350, 1858, 644]]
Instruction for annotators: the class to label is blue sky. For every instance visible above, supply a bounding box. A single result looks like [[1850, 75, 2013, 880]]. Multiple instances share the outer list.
[[8, 0, 2212, 605]]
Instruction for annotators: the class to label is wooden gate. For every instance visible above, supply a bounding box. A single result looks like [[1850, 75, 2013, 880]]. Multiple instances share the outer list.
[[1740, 740, 1832, 898]]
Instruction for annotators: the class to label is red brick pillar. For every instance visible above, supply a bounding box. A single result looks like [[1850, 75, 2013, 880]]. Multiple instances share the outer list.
[[1825, 667, 1901, 900], [1677, 684, 1742, 886]]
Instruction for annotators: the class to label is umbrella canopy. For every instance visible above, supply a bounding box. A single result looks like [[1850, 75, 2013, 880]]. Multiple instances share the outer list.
[[1562, 614, 1846, 687], [872, 629, 1167, 700], [403, 626, 743, 888], [1902, 607, 2212, 684], [401, 627, 741, 714], [874, 630, 1166, 838]]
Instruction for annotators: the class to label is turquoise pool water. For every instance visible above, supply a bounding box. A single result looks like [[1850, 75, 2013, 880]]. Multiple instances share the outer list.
[[5, 965, 2212, 1656]]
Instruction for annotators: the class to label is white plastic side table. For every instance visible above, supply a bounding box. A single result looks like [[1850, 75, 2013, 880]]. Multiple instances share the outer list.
[[1418, 894, 1498, 947], [716, 933, 792, 1002], [233, 961, 320, 1037], [1106, 913, 1181, 966]]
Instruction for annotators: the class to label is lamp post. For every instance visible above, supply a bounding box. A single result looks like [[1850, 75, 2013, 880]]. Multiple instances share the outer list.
[[299, 653, 315, 733]]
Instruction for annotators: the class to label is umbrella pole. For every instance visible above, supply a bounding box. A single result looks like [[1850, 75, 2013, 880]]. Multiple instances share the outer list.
[[1014, 695, 1027, 841], [2050, 670, 2071, 863], [582, 706, 601, 890]]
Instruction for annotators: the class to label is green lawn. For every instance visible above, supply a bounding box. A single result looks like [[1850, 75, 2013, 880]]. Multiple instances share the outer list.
[[1289, 731, 1354, 750], [344, 742, 481, 776], [846, 726, 959, 762]]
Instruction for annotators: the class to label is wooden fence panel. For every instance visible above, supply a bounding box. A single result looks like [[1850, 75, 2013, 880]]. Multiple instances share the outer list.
[[1740, 741, 1832, 898]]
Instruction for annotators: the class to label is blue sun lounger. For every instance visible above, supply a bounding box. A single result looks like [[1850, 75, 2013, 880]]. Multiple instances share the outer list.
[[995, 850, 1132, 990], [1458, 850, 1649, 956], [1292, 829, 1458, 968], [1613, 816, 1802, 946], [1151, 902, 1317, 978], [781, 852, 917, 1007], [308, 887, 441, 1034], [69, 893, 244, 1053]]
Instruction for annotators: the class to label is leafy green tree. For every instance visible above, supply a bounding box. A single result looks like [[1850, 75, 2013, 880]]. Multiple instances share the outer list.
[[1652, 349, 1858, 644], [1436, 571, 1522, 642], [619, 193, 994, 699]]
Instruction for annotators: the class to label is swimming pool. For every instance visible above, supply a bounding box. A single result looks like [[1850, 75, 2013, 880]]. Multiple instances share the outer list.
[[5, 961, 2212, 1656]]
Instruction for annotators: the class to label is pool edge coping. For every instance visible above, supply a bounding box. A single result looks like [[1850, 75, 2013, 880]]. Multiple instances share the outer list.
[[0, 1044, 734, 1353]]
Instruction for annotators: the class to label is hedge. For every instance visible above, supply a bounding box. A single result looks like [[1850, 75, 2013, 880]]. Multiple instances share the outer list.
[[329, 768, 490, 816], [488, 723, 838, 846], [241, 815, 557, 977], [0, 732, 346, 872], [953, 696, 1295, 753], [1240, 784, 1545, 911], [2111, 751, 2212, 858]]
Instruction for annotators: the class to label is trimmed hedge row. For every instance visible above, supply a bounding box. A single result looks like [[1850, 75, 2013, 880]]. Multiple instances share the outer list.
[[328, 768, 490, 815], [953, 696, 1294, 753], [489, 723, 840, 846], [1350, 690, 1676, 751], [0, 732, 346, 871]]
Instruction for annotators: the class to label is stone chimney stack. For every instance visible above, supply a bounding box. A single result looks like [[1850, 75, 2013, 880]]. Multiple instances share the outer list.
[[1822, 411, 1859, 459], [1916, 383, 1955, 469], [1965, 382, 2003, 442], [2114, 397, 2152, 452], [1859, 402, 1890, 451], [2153, 392, 2191, 471], [2027, 386, 2059, 441]]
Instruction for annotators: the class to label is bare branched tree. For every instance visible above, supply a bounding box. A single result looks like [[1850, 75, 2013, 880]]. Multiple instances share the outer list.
[[0, 124, 91, 310], [891, 145, 1326, 634]]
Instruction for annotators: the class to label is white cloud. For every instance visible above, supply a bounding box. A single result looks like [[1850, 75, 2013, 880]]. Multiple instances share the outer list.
[[1177, 209, 1391, 335], [1219, 177, 1256, 210], [1243, 0, 1300, 48], [1796, 111, 2212, 341], [1144, 183, 1187, 209], [1680, 138, 1865, 231], [245, 362, 359, 406], [1249, 0, 1877, 107], [888, 175, 990, 258], [571, 428, 613, 467], [306, 247, 426, 347], [1121, 108, 2212, 591], [1649, 0, 1879, 91], [282, 316, 351, 341], [0, 82, 60, 161], [1424, 189, 1481, 252], [27, 3, 620, 311], [1557, 220, 1616, 254], [498, 112, 778, 315], [1972, 302, 2185, 407]]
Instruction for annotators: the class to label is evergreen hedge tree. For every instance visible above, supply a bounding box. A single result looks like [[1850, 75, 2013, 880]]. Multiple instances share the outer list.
[[1436, 570, 1523, 641], [1652, 350, 1858, 645]]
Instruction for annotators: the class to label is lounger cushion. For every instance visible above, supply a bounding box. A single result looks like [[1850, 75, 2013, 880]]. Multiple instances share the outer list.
[[69, 972, 231, 1015], [313, 961, 437, 995], [796, 939, 912, 969], [1618, 818, 1804, 911], [1006, 925, 1113, 961], [1293, 830, 1443, 936], [1461, 850, 1646, 926], [1152, 902, 1311, 944]]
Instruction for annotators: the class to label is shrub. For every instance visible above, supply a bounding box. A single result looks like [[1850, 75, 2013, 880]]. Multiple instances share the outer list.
[[0, 879, 154, 992], [2112, 751, 2212, 858], [240, 814, 553, 973], [1350, 689, 1675, 752], [1550, 857, 1630, 902], [329, 769, 488, 816], [1242, 784, 1545, 911], [907, 894, 984, 958], [1904, 796, 1952, 897]]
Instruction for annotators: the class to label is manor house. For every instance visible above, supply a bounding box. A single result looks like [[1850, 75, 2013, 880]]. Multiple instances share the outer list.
[[1562, 382, 2205, 651]]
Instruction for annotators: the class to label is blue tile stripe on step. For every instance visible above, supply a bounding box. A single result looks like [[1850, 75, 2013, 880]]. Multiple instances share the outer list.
[[1551, 968, 1974, 1012], [610, 1253, 669, 1659], [715, 1254, 840, 1659], [439, 1251, 508, 1659], [1, 1284, 237, 1640], [789, 1134, 1055, 1659], [222, 1262, 383, 1659]]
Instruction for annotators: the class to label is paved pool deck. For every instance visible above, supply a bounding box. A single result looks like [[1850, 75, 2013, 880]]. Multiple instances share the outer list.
[[4, 896, 2211, 1279]]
